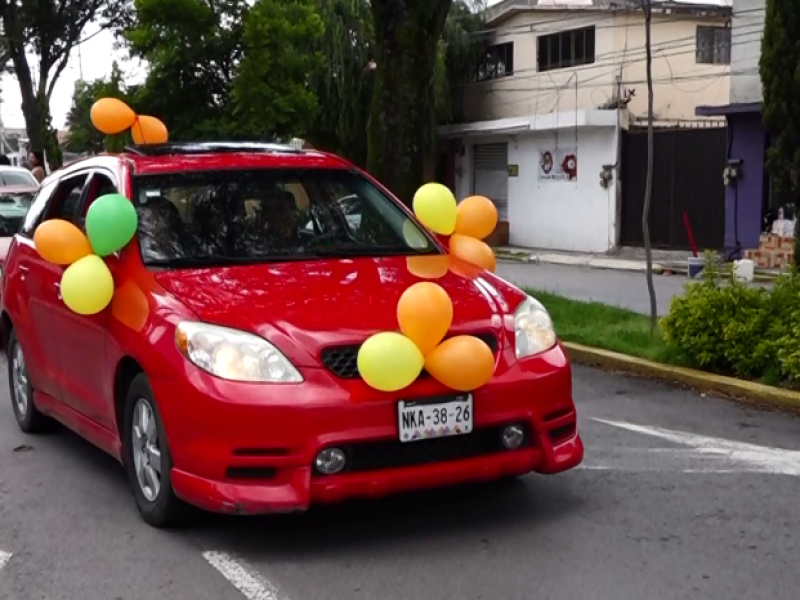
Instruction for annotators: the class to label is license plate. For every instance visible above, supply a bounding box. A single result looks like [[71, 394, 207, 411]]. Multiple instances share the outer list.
[[397, 395, 473, 443]]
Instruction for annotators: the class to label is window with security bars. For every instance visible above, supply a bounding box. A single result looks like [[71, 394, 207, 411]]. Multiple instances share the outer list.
[[475, 42, 514, 82], [537, 26, 595, 72], [696, 26, 731, 64]]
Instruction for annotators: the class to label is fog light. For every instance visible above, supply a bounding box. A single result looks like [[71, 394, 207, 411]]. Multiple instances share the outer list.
[[315, 448, 346, 475], [501, 424, 525, 450]]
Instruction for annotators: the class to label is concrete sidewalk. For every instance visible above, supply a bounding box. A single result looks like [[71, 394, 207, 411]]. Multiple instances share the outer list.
[[495, 246, 783, 280]]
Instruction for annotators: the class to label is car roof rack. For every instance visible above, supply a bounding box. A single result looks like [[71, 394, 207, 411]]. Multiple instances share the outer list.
[[123, 141, 304, 156]]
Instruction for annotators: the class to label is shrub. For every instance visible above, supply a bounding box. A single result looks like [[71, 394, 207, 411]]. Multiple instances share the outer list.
[[662, 254, 800, 383], [661, 253, 768, 377]]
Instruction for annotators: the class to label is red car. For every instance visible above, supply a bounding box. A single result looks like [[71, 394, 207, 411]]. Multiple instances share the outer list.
[[0, 143, 583, 528]]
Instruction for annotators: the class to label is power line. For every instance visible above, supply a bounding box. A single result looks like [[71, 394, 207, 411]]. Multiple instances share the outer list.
[[459, 21, 764, 87]]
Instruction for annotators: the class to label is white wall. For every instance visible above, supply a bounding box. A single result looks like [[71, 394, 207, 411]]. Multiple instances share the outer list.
[[455, 125, 618, 252], [730, 0, 765, 104]]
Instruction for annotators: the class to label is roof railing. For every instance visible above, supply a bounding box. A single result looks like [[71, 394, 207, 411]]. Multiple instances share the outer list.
[[123, 141, 305, 157]]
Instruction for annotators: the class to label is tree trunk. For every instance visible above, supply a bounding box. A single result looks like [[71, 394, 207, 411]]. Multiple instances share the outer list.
[[641, 0, 658, 331], [1, 5, 45, 150], [367, 0, 452, 205]]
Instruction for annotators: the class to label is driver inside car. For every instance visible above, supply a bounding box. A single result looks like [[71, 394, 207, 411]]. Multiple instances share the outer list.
[[258, 189, 301, 249]]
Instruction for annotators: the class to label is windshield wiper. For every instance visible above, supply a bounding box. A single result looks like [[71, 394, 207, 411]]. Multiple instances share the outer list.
[[145, 254, 318, 268], [312, 245, 440, 258]]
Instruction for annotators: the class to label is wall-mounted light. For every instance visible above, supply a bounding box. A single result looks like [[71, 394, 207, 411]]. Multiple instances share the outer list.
[[723, 158, 742, 187], [599, 164, 614, 189]]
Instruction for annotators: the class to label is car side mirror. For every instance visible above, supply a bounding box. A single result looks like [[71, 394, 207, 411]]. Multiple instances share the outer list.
[[104, 252, 121, 276]]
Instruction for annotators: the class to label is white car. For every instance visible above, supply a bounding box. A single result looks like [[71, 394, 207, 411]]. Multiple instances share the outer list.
[[0, 166, 39, 188]]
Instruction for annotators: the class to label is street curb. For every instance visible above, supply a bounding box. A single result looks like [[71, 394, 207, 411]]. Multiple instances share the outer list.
[[662, 266, 780, 283], [562, 341, 800, 412], [496, 253, 531, 263]]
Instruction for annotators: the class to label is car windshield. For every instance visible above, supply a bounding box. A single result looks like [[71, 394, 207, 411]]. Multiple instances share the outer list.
[[0, 191, 34, 236], [0, 171, 36, 187], [132, 167, 440, 267]]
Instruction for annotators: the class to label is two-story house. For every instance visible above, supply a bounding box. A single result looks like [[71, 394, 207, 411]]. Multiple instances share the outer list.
[[441, 0, 733, 252], [697, 0, 767, 259]]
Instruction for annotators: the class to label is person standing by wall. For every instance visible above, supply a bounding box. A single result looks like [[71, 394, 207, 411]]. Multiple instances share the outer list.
[[27, 150, 46, 182]]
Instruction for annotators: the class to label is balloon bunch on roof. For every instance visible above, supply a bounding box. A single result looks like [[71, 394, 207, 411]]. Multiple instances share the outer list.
[[90, 98, 169, 144], [356, 183, 501, 393]]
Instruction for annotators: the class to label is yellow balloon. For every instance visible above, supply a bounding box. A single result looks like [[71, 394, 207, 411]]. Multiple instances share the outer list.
[[413, 183, 457, 235], [357, 332, 424, 392], [60, 255, 114, 316]]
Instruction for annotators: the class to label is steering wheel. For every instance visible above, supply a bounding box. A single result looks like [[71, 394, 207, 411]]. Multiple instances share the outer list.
[[305, 230, 353, 247]]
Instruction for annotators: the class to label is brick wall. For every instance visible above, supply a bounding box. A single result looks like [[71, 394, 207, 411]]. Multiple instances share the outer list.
[[744, 234, 795, 269]]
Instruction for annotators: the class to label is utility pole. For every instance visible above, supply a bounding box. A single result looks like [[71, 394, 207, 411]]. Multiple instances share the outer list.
[[77, 42, 84, 81], [641, 0, 657, 332]]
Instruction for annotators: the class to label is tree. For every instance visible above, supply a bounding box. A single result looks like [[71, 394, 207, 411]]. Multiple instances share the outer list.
[[309, 0, 375, 166], [64, 62, 132, 154], [366, 0, 454, 204], [308, 0, 484, 170], [640, 0, 657, 331], [228, 0, 324, 140], [124, 0, 323, 141], [760, 0, 800, 262], [0, 0, 128, 169]]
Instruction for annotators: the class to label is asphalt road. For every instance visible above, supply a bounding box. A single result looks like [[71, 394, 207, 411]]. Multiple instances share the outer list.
[[2, 364, 800, 600], [497, 261, 709, 316]]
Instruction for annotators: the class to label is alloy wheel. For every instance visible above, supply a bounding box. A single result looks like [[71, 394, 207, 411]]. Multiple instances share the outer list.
[[11, 343, 29, 417], [132, 398, 163, 502]]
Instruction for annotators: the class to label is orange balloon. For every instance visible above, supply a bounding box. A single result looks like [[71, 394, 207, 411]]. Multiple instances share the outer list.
[[448, 257, 482, 279], [396, 282, 453, 356], [455, 196, 498, 239], [425, 335, 495, 391], [449, 234, 496, 272], [90, 98, 136, 135], [33, 219, 93, 265], [406, 255, 450, 279], [131, 115, 169, 145], [111, 280, 150, 332]]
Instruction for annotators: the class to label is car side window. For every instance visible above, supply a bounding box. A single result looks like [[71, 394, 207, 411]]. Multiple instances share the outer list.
[[77, 171, 119, 230], [19, 180, 59, 238], [46, 174, 90, 225]]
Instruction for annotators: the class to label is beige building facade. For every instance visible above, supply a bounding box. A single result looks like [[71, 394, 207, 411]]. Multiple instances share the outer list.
[[463, 0, 732, 124]]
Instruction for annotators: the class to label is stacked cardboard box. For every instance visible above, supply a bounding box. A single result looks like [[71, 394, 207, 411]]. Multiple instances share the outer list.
[[743, 234, 795, 269]]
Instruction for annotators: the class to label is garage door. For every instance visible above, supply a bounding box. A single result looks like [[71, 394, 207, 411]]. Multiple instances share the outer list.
[[473, 143, 508, 221]]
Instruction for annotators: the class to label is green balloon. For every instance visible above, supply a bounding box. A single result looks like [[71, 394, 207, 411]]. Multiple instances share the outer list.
[[85, 193, 138, 256]]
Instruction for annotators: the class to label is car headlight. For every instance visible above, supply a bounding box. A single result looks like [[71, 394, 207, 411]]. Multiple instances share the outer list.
[[514, 296, 557, 359], [175, 322, 303, 383]]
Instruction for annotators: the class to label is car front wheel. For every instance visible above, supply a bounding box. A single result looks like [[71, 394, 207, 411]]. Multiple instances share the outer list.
[[123, 373, 187, 528], [7, 329, 52, 433]]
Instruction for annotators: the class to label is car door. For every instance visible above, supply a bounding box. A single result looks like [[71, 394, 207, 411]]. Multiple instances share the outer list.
[[53, 169, 120, 430], [3, 179, 63, 400]]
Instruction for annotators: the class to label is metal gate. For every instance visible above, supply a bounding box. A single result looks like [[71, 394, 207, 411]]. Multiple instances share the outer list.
[[473, 143, 509, 221], [620, 125, 727, 250]]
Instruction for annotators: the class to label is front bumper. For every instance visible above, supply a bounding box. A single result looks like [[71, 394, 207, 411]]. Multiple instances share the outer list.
[[153, 344, 583, 515]]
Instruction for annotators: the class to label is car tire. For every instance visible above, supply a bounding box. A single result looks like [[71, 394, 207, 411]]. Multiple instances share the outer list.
[[123, 373, 187, 528], [7, 329, 53, 433]]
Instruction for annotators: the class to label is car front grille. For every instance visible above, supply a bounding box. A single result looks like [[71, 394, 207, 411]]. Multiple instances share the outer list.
[[312, 423, 532, 476], [320, 332, 500, 380]]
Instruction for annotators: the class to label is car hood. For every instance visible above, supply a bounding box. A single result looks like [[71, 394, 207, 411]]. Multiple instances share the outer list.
[[155, 254, 525, 367]]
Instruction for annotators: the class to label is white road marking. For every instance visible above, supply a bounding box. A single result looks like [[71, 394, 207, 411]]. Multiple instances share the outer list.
[[0, 550, 11, 570], [202, 551, 284, 600], [593, 418, 800, 476]]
